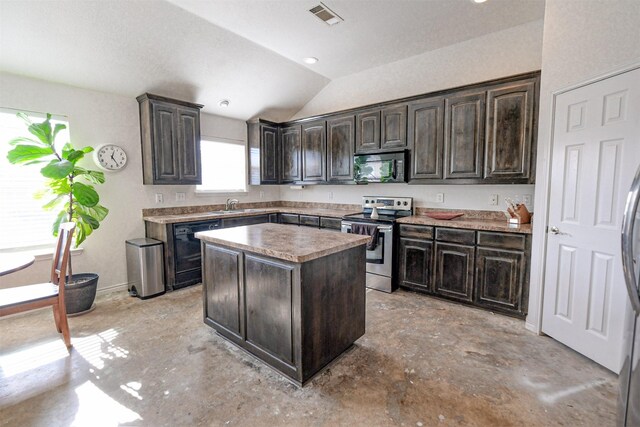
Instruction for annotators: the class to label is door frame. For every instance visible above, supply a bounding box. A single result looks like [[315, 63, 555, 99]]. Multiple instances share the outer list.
[[527, 62, 640, 334]]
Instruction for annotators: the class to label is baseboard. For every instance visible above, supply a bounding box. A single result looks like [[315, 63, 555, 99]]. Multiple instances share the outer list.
[[525, 320, 541, 335], [97, 282, 128, 295]]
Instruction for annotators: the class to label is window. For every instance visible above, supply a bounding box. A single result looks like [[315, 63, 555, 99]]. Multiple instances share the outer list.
[[197, 138, 247, 193], [0, 109, 69, 250]]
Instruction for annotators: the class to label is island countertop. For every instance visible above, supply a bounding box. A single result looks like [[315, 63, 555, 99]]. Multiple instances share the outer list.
[[195, 223, 370, 263]]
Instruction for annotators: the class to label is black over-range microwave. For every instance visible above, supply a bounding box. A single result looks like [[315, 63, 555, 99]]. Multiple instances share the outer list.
[[354, 151, 407, 183]]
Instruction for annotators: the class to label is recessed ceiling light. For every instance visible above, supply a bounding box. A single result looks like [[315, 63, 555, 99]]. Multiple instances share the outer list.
[[218, 99, 230, 108], [303, 57, 319, 64], [473, 0, 487, 3]]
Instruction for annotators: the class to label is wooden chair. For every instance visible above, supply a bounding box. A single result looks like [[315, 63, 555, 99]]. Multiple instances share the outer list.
[[0, 222, 76, 348]]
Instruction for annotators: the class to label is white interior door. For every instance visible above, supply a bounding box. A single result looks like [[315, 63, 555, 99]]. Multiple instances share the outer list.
[[542, 67, 640, 373]]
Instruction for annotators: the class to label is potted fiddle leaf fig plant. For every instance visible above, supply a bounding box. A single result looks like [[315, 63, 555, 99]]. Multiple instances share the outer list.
[[6, 113, 109, 314]]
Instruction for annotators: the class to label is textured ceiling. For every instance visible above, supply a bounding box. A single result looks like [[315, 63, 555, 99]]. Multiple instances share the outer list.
[[168, 0, 545, 79], [0, 0, 545, 121]]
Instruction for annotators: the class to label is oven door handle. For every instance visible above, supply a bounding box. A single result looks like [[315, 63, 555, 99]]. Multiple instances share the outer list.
[[343, 223, 392, 233]]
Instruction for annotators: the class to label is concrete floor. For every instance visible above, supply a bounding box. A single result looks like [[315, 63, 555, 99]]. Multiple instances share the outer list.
[[0, 285, 617, 426]]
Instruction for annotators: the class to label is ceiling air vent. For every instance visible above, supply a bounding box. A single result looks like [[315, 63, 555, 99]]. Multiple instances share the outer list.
[[309, 2, 343, 26]]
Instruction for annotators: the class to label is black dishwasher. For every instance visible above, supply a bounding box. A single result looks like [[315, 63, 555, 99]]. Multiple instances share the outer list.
[[173, 220, 222, 289]]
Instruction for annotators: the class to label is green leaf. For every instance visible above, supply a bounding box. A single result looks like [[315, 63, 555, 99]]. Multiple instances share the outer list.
[[81, 146, 94, 154], [28, 119, 53, 146], [52, 210, 68, 237], [8, 136, 45, 146], [52, 123, 67, 141], [49, 179, 71, 195], [74, 167, 106, 184], [73, 219, 94, 247], [42, 195, 64, 210], [7, 145, 54, 164], [79, 213, 100, 229], [64, 149, 85, 163], [76, 203, 109, 221], [72, 182, 99, 207], [41, 159, 74, 179]]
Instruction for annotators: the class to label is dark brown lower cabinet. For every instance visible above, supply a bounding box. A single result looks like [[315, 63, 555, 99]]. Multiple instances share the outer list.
[[475, 247, 526, 313], [434, 242, 475, 302], [397, 224, 530, 318], [398, 237, 433, 292], [202, 243, 365, 385]]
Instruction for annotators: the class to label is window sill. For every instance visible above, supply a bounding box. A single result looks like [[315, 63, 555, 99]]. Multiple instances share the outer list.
[[0, 247, 84, 261], [195, 189, 248, 196]]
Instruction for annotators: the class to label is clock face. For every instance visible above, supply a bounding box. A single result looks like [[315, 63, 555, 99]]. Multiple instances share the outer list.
[[95, 145, 127, 171]]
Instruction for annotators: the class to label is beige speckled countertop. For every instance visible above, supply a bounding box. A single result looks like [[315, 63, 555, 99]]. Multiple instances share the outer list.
[[195, 223, 370, 263], [396, 215, 532, 234], [143, 207, 360, 224]]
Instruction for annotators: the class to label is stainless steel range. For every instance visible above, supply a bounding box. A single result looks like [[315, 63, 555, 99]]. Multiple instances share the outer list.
[[341, 196, 413, 293]]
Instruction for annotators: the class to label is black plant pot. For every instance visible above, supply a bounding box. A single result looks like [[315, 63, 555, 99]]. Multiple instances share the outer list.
[[65, 273, 99, 315]]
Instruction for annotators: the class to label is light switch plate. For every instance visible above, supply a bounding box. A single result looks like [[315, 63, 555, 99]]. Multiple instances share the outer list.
[[175, 192, 186, 202], [435, 193, 444, 203]]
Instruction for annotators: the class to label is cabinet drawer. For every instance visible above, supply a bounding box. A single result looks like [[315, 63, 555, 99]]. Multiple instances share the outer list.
[[320, 217, 342, 230], [477, 231, 526, 251], [435, 227, 475, 244], [279, 213, 299, 225], [299, 215, 320, 227], [399, 224, 433, 239]]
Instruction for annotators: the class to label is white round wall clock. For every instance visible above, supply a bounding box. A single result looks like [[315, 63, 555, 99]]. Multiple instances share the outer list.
[[94, 144, 128, 171]]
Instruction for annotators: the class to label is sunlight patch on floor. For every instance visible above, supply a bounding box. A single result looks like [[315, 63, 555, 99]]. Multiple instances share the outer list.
[[73, 380, 142, 426], [0, 339, 68, 377], [73, 328, 128, 370]]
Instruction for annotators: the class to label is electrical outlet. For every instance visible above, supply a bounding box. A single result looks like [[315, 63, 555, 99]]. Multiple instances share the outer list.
[[155, 193, 163, 204], [435, 193, 444, 203], [328, 191, 334, 200], [490, 194, 499, 206], [522, 194, 532, 207], [175, 192, 186, 202], [259, 191, 264, 199]]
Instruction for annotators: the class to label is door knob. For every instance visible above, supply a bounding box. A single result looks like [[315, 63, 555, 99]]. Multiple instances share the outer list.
[[549, 226, 560, 234]]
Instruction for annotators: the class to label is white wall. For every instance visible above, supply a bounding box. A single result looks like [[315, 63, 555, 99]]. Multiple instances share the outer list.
[[527, 0, 640, 332], [283, 20, 544, 211], [0, 72, 279, 291], [292, 20, 544, 119], [280, 183, 535, 212]]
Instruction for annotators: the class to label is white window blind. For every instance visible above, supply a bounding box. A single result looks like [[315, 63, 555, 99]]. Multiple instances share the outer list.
[[197, 138, 247, 192], [0, 109, 69, 250]]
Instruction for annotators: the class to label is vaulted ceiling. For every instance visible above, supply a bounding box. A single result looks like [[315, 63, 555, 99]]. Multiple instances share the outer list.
[[0, 0, 544, 122]]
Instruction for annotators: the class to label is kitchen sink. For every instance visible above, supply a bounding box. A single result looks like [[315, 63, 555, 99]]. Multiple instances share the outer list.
[[209, 209, 266, 215]]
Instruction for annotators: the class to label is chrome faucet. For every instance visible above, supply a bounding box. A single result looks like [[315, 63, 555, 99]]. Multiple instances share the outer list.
[[225, 198, 239, 211]]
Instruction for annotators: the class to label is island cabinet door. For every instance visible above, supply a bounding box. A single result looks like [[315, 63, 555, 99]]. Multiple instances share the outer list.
[[244, 254, 299, 378], [434, 242, 475, 302], [202, 244, 244, 342]]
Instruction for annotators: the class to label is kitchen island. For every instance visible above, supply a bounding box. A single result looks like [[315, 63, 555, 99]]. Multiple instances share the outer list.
[[195, 223, 370, 386]]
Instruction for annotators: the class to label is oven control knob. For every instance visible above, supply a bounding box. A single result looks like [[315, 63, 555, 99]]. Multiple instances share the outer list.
[[403, 201, 408, 206], [396, 201, 401, 206], [365, 199, 370, 204]]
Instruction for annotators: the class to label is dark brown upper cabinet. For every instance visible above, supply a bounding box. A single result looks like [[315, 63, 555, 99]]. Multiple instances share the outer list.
[[248, 121, 279, 185], [484, 80, 537, 182], [381, 104, 407, 150], [280, 125, 302, 183], [409, 97, 444, 180], [327, 115, 355, 182], [355, 105, 407, 153], [301, 121, 326, 182], [138, 93, 203, 185], [355, 110, 380, 153], [444, 92, 485, 180]]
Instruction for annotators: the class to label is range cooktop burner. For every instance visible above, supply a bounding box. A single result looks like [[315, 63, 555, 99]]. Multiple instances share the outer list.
[[342, 196, 414, 223]]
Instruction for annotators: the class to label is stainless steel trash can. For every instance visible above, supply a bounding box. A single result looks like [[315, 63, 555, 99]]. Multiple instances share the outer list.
[[126, 238, 165, 299]]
